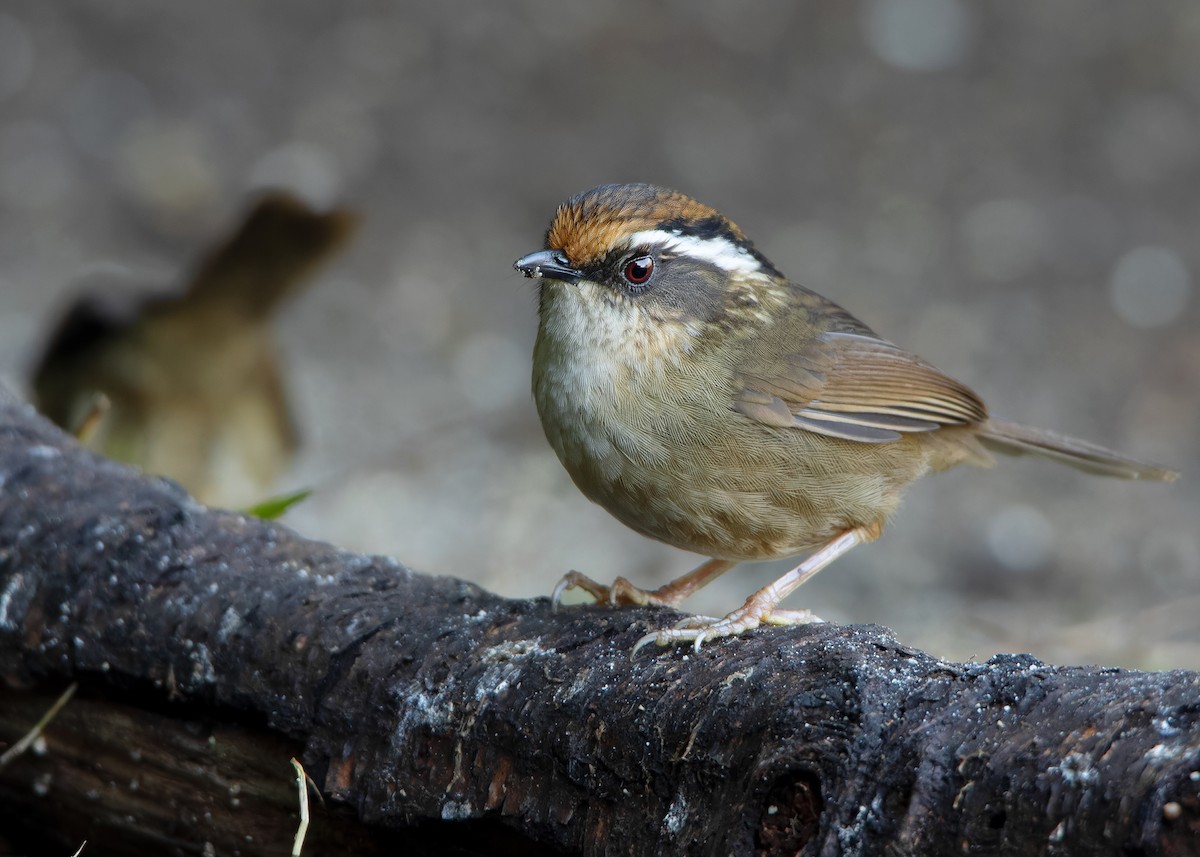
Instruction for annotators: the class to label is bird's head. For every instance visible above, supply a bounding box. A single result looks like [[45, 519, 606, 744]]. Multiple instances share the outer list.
[[516, 184, 787, 341]]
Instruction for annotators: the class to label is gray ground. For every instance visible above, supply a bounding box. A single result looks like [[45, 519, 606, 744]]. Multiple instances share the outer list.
[[2, 1, 1197, 668]]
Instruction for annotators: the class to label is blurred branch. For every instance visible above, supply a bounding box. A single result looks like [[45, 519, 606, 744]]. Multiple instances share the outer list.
[[0, 386, 1197, 856]]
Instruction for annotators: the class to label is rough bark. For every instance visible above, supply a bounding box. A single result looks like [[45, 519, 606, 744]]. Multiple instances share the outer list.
[[0, 386, 1197, 856]]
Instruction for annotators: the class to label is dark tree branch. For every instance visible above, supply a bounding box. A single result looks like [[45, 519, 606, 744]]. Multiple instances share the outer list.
[[0, 386, 1197, 856]]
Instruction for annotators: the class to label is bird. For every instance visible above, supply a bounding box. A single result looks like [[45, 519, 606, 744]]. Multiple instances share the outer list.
[[514, 182, 1178, 653], [31, 191, 358, 507]]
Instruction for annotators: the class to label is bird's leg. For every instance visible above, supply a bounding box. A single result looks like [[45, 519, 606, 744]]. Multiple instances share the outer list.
[[634, 521, 882, 654], [551, 557, 736, 609]]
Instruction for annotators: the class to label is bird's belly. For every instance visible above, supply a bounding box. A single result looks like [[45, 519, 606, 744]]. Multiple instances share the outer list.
[[535, 361, 908, 560], [587, 443, 899, 560]]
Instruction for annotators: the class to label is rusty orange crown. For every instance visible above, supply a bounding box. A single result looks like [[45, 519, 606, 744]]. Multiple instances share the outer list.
[[543, 183, 751, 269]]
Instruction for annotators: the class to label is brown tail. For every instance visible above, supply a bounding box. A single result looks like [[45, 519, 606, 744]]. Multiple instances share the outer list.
[[978, 419, 1179, 482]]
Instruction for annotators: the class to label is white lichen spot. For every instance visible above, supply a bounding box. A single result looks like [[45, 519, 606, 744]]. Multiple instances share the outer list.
[[835, 800, 877, 848], [473, 639, 548, 703], [559, 668, 595, 703], [190, 643, 217, 685], [1153, 716, 1180, 737], [0, 573, 24, 630], [720, 667, 756, 689], [440, 800, 474, 820], [663, 792, 688, 836], [396, 688, 454, 736], [217, 607, 244, 642], [1144, 743, 1184, 766], [481, 639, 545, 661], [1051, 752, 1099, 786]]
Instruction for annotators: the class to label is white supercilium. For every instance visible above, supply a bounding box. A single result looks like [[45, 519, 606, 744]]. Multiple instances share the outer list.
[[626, 229, 763, 275]]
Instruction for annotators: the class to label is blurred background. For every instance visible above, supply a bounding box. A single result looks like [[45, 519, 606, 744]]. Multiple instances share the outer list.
[[1, 1, 1196, 668]]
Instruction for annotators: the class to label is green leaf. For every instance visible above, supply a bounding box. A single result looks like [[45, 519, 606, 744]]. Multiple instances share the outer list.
[[244, 488, 312, 521]]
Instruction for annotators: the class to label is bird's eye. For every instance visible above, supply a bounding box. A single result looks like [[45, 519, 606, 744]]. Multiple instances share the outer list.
[[623, 255, 654, 286]]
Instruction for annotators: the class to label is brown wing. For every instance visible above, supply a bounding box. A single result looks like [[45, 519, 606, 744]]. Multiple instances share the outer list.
[[734, 330, 988, 443]]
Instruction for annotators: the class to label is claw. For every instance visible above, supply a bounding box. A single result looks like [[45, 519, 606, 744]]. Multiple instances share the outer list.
[[550, 576, 572, 611], [631, 631, 662, 659], [550, 570, 614, 607], [629, 626, 715, 658], [607, 576, 632, 606]]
